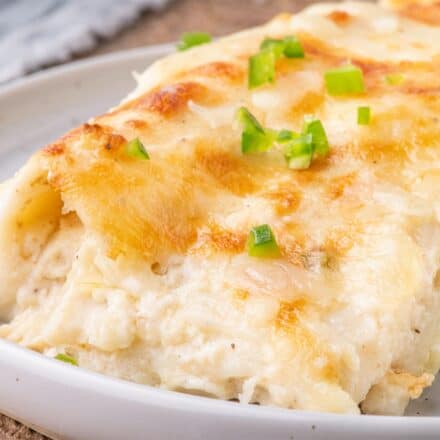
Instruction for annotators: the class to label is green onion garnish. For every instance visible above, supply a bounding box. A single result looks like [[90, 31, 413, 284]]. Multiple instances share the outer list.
[[126, 138, 150, 160], [260, 36, 304, 59], [282, 36, 304, 58], [283, 133, 314, 170], [277, 129, 296, 143], [385, 73, 404, 86], [324, 65, 365, 95], [302, 117, 329, 156], [249, 35, 304, 89], [248, 49, 276, 89], [357, 106, 371, 125], [237, 107, 275, 153], [236, 108, 329, 168], [177, 32, 212, 51], [260, 38, 286, 60], [247, 224, 281, 258], [55, 353, 78, 366]]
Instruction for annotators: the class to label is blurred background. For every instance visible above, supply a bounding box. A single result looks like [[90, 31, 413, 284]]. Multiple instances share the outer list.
[[0, 0, 328, 84]]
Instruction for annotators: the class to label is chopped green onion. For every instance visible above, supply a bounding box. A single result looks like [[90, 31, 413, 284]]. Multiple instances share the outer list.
[[260, 35, 304, 59], [126, 138, 150, 160], [177, 32, 212, 51], [236, 109, 329, 168], [248, 48, 276, 89], [282, 36, 304, 58], [357, 106, 371, 125], [324, 65, 365, 95], [281, 117, 329, 168], [237, 107, 275, 153], [302, 117, 329, 156], [250, 35, 304, 89], [277, 129, 297, 143], [247, 224, 281, 258], [283, 133, 313, 170], [55, 353, 78, 366], [385, 73, 404, 86], [260, 38, 285, 60]]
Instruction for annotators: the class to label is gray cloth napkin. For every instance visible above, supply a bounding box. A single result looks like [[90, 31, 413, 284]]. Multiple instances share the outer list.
[[0, 0, 171, 83]]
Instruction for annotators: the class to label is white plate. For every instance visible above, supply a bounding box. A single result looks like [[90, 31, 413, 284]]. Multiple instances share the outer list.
[[0, 45, 439, 440]]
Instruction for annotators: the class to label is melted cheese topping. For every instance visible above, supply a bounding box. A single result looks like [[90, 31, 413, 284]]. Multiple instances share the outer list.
[[1, 1, 440, 415]]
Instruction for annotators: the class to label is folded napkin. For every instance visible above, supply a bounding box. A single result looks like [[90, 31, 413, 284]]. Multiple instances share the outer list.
[[0, 0, 171, 83]]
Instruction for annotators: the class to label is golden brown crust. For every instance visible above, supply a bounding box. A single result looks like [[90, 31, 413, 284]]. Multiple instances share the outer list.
[[326, 10, 353, 25], [124, 82, 208, 116], [192, 223, 246, 255], [35, 2, 440, 266], [186, 62, 245, 83], [383, 0, 440, 24]]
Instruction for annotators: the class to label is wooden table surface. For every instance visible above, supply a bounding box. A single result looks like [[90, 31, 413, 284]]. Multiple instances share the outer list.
[[0, 0, 326, 438]]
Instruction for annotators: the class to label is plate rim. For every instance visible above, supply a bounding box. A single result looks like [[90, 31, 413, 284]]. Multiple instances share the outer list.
[[0, 42, 174, 97], [0, 43, 439, 432], [2, 338, 440, 429]]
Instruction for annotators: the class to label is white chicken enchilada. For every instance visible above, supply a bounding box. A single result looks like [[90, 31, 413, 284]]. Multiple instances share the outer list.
[[1, 0, 440, 416]]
